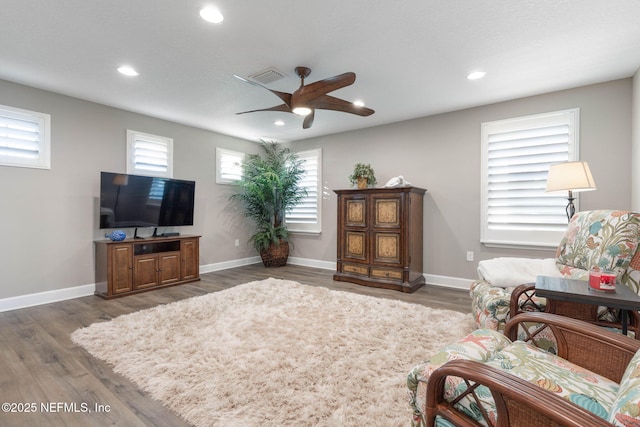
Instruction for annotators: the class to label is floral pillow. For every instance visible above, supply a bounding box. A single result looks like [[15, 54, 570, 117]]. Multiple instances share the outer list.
[[609, 349, 640, 426], [556, 210, 640, 277]]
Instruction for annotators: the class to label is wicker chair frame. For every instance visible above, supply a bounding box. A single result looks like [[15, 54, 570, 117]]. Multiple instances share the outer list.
[[425, 312, 640, 427]]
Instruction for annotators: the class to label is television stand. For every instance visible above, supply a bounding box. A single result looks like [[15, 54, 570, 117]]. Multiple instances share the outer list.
[[94, 235, 200, 299]]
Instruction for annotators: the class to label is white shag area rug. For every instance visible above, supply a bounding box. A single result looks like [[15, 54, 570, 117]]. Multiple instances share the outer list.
[[72, 278, 474, 426]]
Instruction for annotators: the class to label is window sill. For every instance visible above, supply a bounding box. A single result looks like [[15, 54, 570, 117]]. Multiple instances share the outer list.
[[481, 240, 557, 251]]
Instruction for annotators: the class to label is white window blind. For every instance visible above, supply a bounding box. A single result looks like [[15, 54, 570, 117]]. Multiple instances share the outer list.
[[126, 130, 173, 178], [286, 148, 322, 234], [0, 104, 51, 169], [481, 108, 579, 248], [216, 147, 245, 184]]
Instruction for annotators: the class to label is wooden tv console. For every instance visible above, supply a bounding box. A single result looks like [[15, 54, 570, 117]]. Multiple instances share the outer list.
[[94, 235, 200, 299]]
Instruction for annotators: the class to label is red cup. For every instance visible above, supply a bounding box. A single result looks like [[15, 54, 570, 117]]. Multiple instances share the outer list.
[[589, 270, 617, 292]]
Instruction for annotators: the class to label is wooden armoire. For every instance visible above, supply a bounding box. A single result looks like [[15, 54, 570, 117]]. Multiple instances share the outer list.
[[333, 186, 426, 292]]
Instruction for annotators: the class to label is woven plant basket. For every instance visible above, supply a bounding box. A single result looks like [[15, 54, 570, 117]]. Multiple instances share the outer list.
[[260, 241, 289, 267]]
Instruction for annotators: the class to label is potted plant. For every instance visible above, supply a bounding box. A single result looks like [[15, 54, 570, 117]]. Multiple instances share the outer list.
[[349, 163, 377, 189], [231, 142, 307, 267]]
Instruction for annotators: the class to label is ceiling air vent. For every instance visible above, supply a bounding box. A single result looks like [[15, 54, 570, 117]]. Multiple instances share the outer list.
[[248, 67, 287, 85]]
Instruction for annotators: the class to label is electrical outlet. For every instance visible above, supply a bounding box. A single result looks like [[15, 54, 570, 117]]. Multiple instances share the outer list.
[[466, 251, 474, 262], [234, 239, 240, 247]]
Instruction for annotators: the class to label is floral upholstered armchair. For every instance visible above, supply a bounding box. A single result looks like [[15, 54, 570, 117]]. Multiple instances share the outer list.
[[470, 210, 640, 334], [407, 312, 640, 427]]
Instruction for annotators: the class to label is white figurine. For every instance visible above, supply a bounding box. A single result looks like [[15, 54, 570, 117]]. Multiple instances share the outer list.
[[384, 175, 411, 188]]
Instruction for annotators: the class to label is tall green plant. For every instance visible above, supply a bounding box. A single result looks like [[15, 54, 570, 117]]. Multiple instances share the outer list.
[[231, 142, 307, 253]]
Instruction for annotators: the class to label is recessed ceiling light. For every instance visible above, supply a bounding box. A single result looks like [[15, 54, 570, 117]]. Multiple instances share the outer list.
[[274, 120, 285, 126], [200, 6, 224, 23], [117, 66, 139, 77], [467, 71, 486, 80], [353, 100, 365, 107]]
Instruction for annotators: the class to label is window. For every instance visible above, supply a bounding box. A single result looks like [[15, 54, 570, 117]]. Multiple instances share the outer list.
[[286, 148, 322, 234], [0, 104, 51, 169], [481, 108, 579, 248], [126, 130, 173, 177], [216, 147, 245, 184]]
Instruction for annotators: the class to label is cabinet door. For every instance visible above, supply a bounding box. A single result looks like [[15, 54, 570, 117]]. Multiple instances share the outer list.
[[372, 231, 401, 265], [345, 197, 367, 227], [341, 195, 368, 262], [181, 238, 199, 280], [372, 194, 401, 229], [109, 244, 133, 294], [371, 193, 403, 266], [134, 254, 159, 289], [159, 252, 181, 285]]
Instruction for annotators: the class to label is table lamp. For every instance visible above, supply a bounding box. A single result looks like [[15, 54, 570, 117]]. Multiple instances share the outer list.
[[545, 161, 597, 222]]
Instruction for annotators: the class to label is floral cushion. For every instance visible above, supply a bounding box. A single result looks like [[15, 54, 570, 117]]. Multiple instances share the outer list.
[[470, 281, 546, 331], [408, 335, 622, 427], [485, 342, 619, 419], [407, 329, 511, 427], [609, 349, 640, 426]]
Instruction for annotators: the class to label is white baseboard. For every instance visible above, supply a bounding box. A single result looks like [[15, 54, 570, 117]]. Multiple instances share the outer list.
[[0, 283, 95, 313], [424, 273, 474, 290], [0, 257, 263, 313], [199, 256, 262, 274], [0, 257, 473, 312], [287, 256, 336, 271], [288, 257, 472, 291]]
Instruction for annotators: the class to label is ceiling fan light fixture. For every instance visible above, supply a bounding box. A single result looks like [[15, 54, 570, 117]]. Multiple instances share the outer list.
[[236, 66, 374, 129], [467, 71, 486, 80], [353, 100, 365, 107], [117, 65, 139, 76], [292, 107, 312, 116], [199, 6, 224, 24]]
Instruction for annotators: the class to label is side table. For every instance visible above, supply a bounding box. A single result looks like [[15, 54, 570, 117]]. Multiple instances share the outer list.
[[535, 276, 640, 336]]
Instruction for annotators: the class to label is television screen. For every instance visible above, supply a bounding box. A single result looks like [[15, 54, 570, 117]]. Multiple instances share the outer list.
[[100, 172, 195, 229]]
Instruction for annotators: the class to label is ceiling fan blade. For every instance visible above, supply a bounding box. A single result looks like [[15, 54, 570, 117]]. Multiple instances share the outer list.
[[302, 110, 315, 129], [234, 74, 292, 107], [293, 72, 356, 105], [308, 95, 375, 116], [236, 104, 292, 115]]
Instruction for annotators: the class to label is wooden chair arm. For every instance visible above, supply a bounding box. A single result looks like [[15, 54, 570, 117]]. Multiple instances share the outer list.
[[426, 359, 615, 427], [505, 312, 640, 382], [509, 283, 540, 317]]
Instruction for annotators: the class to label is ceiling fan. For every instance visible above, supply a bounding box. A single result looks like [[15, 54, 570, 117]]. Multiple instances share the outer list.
[[235, 66, 375, 129]]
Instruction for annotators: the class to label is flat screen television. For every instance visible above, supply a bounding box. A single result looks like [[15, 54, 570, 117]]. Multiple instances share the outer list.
[[100, 172, 195, 231]]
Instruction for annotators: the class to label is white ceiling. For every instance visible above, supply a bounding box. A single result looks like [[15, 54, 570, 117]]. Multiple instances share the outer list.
[[2, 1, 640, 143]]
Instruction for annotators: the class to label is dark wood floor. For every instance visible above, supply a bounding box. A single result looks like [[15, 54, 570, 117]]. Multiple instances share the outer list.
[[0, 264, 471, 427]]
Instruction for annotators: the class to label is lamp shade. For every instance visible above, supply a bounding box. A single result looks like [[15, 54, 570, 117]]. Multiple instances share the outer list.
[[545, 161, 597, 193]]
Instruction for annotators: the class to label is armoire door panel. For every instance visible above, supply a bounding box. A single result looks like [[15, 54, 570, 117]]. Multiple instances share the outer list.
[[373, 232, 401, 264], [344, 231, 367, 260], [374, 198, 400, 228], [345, 198, 367, 227]]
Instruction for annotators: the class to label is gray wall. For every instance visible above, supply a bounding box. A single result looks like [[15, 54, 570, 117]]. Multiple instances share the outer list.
[[0, 79, 259, 300], [632, 69, 640, 211], [290, 78, 634, 281], [0, 77, 635, 301]]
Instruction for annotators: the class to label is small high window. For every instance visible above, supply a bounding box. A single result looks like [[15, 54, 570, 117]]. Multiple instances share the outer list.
[[126, 130, 173, 178], [216, 148, 245, 184], [0, 104, 51, 169]]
